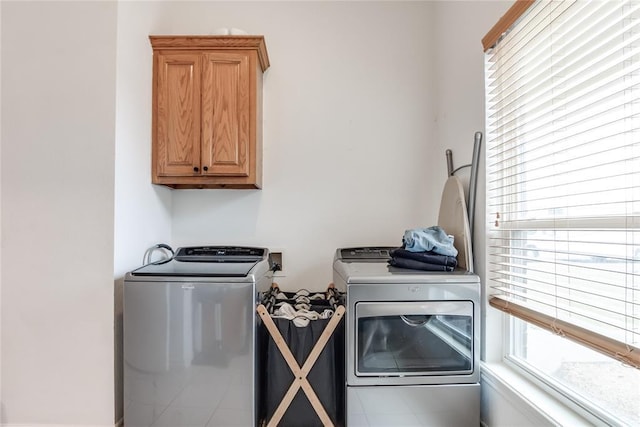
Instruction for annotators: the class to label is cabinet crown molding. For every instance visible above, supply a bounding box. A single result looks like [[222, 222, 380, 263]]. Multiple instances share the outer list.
[[149, 35, 270, 72]]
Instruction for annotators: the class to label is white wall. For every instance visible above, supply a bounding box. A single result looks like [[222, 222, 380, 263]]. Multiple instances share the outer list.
[[1, 1, 117, 426], [114, 1, 173, 280]]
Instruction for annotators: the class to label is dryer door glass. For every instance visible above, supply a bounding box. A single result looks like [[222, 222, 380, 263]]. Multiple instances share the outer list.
[[355, 301, 473, 376]]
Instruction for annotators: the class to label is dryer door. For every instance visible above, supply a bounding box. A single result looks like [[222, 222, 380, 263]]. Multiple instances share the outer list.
[[353, 301, 474, 384]]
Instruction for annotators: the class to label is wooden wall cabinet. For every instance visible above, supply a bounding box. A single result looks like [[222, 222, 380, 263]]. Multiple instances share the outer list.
[[150, 36, 270, 189]]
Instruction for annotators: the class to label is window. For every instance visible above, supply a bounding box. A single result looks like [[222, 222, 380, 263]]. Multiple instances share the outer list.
[[485, 0, 640, 425]]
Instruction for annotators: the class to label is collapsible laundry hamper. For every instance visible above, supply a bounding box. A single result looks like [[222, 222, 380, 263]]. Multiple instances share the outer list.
[[257, 284, 345, 427]]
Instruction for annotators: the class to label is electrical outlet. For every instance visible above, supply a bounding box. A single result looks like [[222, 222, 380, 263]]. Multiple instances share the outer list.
[[271, 251, 283, 273]]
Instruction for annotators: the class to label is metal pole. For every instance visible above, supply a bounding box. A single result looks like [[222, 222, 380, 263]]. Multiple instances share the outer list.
[[445, 149, 454, 177], [468, 132, 482, 246]]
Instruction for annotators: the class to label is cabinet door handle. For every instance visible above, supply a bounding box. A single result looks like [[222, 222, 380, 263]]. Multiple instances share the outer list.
[[203, 166, 209, 172], [193, 166, 199, 172]]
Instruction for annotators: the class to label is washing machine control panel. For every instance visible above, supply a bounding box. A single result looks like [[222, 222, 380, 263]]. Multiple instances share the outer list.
[[175, 246, 267, 262]]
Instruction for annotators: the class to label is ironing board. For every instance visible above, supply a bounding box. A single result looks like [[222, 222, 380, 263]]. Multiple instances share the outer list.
[[438, 176, 474, 272]]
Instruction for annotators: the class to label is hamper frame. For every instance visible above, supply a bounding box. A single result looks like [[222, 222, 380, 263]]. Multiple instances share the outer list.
[[256, 285, 345, 427]]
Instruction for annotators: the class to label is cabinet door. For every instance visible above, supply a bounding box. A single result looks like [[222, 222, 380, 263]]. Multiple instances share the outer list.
[[201, 52, 251, 177], [155, 53, 201, 176]]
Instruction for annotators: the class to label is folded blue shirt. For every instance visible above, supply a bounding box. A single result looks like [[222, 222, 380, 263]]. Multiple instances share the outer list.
[[402, 226, 458, 257]]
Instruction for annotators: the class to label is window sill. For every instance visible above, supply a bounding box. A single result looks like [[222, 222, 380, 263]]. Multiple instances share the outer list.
[[480, 361, 593, 427]]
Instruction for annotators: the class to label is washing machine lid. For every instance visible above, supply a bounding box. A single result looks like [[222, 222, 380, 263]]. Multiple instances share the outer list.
[[130, 246, 268, 277]]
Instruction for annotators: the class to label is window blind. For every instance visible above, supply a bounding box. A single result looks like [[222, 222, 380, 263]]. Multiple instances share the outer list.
[[486, 0, 640, 368]]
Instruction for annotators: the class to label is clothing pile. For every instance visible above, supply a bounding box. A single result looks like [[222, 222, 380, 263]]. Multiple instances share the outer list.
[[265, 289, 336, 327], [388, 226, 458, 272]]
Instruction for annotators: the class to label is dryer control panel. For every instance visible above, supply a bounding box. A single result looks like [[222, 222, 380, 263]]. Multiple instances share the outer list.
[[338, 247, 397, 261]]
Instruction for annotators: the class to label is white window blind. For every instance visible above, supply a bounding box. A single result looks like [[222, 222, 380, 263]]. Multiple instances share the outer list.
[[486, 0, 640, 368]]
